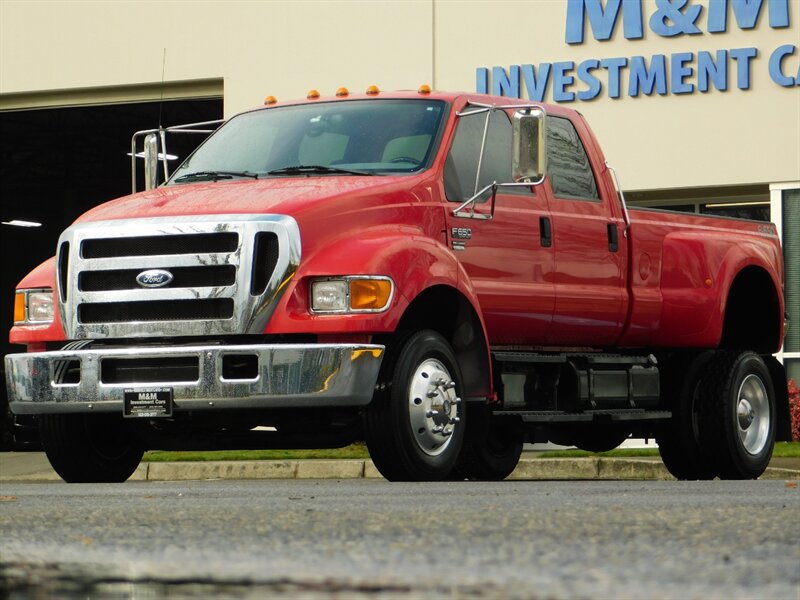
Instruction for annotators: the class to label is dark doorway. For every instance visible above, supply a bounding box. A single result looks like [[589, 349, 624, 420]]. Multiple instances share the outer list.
[[0, 97, 223, 446]]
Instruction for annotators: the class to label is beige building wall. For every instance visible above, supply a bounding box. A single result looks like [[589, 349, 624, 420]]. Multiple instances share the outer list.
[[435, 1, 800, 191], [1, 0, 798, 192], [0, 0, 434, 114]]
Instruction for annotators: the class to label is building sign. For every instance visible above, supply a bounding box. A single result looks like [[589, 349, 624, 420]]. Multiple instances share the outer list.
[[476, 0, 800, 102]]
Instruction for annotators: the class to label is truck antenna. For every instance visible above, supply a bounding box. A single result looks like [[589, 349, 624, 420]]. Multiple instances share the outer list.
[[158, 48, 167, 129]]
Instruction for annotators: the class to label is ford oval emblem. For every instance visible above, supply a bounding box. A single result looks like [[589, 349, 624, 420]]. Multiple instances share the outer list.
[[136, 269, 174, 288]]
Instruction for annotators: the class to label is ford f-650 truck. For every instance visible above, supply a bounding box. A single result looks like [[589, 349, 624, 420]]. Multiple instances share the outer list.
[[5, 88, 791, 482]]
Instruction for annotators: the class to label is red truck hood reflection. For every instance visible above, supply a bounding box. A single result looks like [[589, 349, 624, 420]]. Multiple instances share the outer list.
[[76, 176, 413, 223]]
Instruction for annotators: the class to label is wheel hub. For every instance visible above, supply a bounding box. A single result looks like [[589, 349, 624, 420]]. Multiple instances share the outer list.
[[736, 374, 770, 456], [408, 359, 461, 457], [737, 399, 755, 429]]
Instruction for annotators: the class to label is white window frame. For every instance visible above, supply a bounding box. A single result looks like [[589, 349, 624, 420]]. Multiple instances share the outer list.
[[770, 181, 800, 367]]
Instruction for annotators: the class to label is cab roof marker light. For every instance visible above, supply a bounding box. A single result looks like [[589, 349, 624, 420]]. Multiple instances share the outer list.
[[418, 84, 432, 94], [307, 89, 320, 100], [366, 85, 380, 95], [264, 96, 277, 105], [336, 87, 349, 97]]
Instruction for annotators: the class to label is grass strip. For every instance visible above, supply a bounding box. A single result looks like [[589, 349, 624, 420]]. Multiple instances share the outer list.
[[142, 441, 799, 462], [540, 441, 799, 459], [143, 443, 371, 462]]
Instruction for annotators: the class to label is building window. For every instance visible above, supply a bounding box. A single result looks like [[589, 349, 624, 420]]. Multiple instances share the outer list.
[[782, 189, 800, 382]]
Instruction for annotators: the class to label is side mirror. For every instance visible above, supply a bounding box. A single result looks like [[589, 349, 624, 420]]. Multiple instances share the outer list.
[[143, 133, 159, 190], [512, 108, 546, 184]]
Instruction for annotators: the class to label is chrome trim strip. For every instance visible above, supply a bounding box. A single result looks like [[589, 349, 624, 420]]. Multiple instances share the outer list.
[[5, 343, 384, 413]]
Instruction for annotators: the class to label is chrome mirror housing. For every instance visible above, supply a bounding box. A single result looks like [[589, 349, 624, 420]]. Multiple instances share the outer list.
[[512, 108, 546, 184]]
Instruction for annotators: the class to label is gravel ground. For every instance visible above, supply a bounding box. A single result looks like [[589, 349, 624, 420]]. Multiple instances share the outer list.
[[1, 479, 798, 599]]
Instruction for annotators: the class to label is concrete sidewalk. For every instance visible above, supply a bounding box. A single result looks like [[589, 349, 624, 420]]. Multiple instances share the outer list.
[[1, 452, 798, 483]]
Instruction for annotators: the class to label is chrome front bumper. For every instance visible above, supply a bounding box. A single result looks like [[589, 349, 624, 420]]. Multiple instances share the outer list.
[[5, 344, 384, 415]]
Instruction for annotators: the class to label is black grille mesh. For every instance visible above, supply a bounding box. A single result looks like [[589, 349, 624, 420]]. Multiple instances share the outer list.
[[58, 242, 70, 302], [79, 266, 236, 291], [251, 232, 279, 295], [101, 356, 200, 384], [81, 232, 238, 258], [79, 299, 234, 323]]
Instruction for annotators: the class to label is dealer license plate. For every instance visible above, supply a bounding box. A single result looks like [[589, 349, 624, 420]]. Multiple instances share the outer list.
[[123, 387, 173, 418]]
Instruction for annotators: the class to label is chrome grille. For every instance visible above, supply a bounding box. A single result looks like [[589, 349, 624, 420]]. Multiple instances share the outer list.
[[57, 215, 301, 339]]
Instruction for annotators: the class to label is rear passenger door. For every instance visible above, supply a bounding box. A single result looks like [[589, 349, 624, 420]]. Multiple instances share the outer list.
[[545, 115, 626, 346], [444, 103, 554, 345]]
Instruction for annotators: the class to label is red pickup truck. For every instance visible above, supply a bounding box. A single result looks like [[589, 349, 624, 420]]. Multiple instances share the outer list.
[[5, 88, 790, 483]]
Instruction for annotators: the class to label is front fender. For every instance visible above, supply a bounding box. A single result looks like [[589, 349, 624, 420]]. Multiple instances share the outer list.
[[267, 226, 483, 336], [9, 257, 66, 346]]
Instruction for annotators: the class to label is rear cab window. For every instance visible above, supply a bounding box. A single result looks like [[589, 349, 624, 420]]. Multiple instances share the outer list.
[[546, 116, 600, 202]]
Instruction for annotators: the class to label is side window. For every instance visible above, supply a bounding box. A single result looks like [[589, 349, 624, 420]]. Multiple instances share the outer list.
[[546, 117, 599, 201], [445, 109, 523, 202]]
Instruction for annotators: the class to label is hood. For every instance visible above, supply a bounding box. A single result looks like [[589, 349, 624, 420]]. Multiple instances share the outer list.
[[76, 175, 418, 223]]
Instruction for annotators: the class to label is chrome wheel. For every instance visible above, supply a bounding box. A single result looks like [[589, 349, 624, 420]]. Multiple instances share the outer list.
[[363, 329, 466, 481], [408, 358, 461, 457], [736, 374, 770, 456], [698, 350, 776, 480]]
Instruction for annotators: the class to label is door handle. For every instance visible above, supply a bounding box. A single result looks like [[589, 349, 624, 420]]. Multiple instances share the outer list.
[[540, 217, 552, 248], [607, 223, 619, 252]]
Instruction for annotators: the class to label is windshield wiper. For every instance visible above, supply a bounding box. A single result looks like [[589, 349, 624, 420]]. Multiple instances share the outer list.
[[173, 170, 259, 183], [267, 165, 372, 176]]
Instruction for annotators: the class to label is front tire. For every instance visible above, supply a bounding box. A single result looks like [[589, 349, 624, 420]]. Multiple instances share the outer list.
[[39, 414, 144, 483], [699, 351, 776, 480], [364, 330, 466, 481]]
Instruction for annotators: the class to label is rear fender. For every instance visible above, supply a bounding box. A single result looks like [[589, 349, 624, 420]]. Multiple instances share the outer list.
[[659, 231, 783, 348]]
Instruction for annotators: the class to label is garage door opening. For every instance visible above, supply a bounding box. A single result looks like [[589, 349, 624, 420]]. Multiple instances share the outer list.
[[0, 96, 223, 446]]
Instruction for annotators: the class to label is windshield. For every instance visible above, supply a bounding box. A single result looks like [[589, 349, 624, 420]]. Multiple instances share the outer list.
[[168, 99, 446, 184]]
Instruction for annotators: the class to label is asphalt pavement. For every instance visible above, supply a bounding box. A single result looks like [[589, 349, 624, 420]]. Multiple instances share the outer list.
[[1, 451, 798, 482], [3, 479, 799, 599]]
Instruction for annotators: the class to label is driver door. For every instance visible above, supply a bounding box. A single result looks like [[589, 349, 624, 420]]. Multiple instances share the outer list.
[[443, 101, 554, 346]]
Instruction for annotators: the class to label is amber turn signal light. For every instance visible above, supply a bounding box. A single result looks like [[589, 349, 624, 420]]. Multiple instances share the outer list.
[[349, 279, 392, 311], [13, 292, 25, 324]]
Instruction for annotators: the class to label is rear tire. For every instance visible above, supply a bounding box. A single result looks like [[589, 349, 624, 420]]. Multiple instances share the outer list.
[[452, 406, 523, 480], [656, 353, 717, 480], [699, 351, 775, 480], [39, 414, 144, 483], [364, 330, 466, 481]]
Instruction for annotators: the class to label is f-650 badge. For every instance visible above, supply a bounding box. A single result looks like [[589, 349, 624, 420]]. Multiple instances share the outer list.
[[451, 227, 472, 240]]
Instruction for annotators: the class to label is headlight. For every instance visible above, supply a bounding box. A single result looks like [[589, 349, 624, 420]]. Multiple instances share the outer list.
[[310, 277, 393, 313], [14, 289, 55, 324]]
